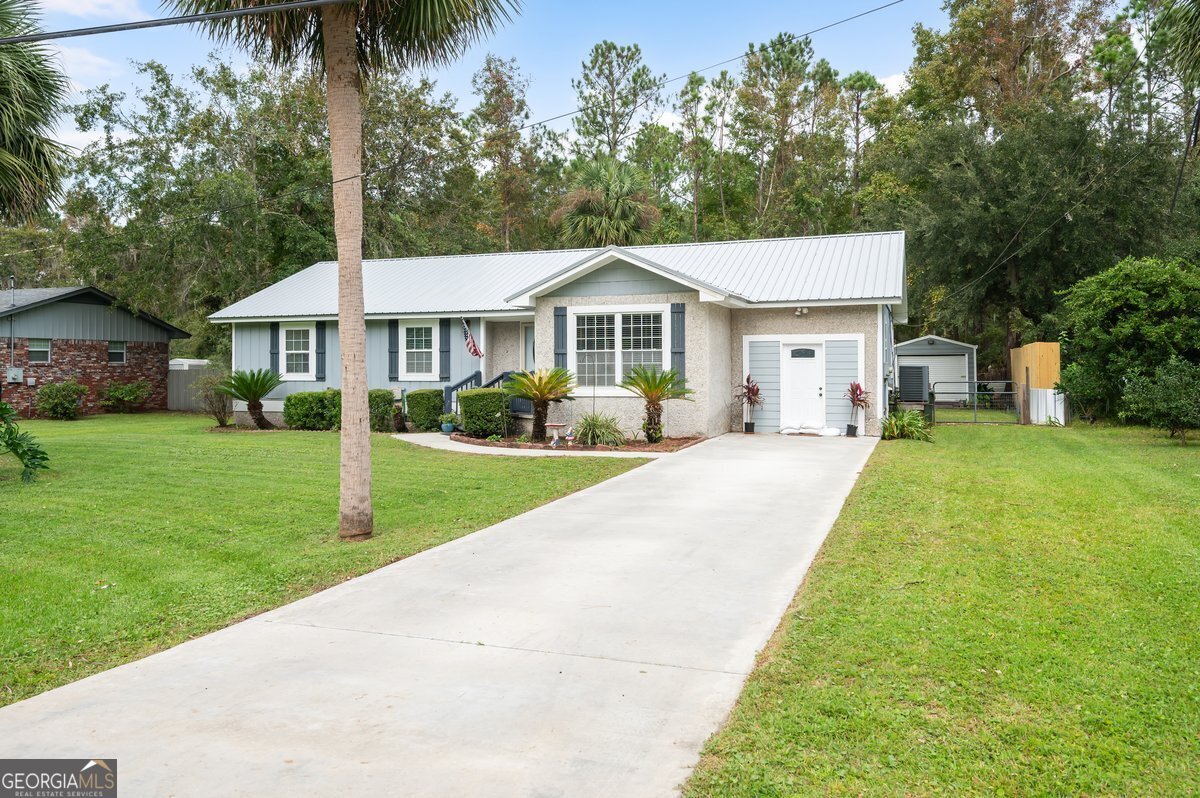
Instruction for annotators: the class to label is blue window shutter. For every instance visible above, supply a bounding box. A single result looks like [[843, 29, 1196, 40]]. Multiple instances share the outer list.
[[269, 322, 279, 373], [670, 302, 685, 376], [439, 318, 451, 380], [315, 321, 326, 381], [553, 307, 567, 368], [387, 320, 399, 382]]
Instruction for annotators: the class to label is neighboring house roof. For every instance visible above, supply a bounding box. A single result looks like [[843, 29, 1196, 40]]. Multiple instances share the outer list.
[[1, 286, 191, 339], [895, 334, 978, 350], [210, 231, 906, 322]]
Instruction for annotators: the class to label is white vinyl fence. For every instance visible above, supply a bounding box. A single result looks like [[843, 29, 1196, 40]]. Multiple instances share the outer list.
[[1026, 388, 1067, 425]]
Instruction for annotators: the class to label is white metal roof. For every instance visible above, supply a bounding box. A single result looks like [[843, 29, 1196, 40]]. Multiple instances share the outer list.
[[209, 231, 905, 321]]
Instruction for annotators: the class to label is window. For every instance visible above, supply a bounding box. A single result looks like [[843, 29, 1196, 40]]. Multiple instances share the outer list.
[[27, 338, 50, 364], [574, 308, 666, 388], [282, 326, 312, 378], [108, 341, 127, 364], [405, 325, 434, 375], [790, 348, 816, 359]]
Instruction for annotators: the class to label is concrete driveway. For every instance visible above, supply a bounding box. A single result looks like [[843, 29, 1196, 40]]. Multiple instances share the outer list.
[[0, 433, 876, 797]]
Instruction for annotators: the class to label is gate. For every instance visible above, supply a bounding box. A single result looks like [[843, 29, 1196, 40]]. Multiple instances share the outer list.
[[929, 381, 1019, 424]]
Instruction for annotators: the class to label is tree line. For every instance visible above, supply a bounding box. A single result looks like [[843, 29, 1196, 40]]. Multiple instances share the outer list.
[[5, 0, 1200, 374]]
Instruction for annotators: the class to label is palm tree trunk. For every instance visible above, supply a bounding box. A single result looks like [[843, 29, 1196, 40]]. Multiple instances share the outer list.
[[248, 400, 273, 430], [323, 4, 373, 542], [532, 401, 548, 442]]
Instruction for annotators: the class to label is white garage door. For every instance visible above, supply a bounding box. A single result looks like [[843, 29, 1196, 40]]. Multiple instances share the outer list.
[[897, 354, 968, 402]]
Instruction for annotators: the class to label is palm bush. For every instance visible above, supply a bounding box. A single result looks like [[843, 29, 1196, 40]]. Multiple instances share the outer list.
[[216, 369, 283, 430], [1, 400, 48, 482], [503, 368, 575, 442], [575, 412, 626, 447], [619, 365, 692, 443], [880, 409, 933, 442], [550, 158, 662, 247]]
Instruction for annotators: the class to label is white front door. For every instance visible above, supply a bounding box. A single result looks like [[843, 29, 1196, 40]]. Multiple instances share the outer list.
[[780, 343, 825, 430]]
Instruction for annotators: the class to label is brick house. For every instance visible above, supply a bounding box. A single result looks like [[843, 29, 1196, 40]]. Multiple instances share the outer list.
[[1, 286, 191, 416]]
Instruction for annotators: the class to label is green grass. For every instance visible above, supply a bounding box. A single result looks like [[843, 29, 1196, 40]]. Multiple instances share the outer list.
[[687, 424, 1200, 796], [935, 406, 1018, 423], [0, 413, 643, 706]]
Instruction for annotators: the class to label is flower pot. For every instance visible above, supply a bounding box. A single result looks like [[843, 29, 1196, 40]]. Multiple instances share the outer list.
[[743, 421, 755, 434], [440, 423, 455, 435], [846, 424, 858, 437]]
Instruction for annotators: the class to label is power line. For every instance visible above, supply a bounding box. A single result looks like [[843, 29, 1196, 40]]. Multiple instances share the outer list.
[[0, 0, 349, 46], [0, 0, 911, 260]]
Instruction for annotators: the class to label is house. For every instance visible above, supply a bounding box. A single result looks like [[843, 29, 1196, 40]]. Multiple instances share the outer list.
[[895, 334, 977, 403], [210, 232, 907, 436], [1, 286, 191, 415]]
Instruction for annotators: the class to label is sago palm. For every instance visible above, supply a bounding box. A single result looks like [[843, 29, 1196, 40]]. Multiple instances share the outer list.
[[619, 365, 692, 443], [170, 0, 517, 540], [551, 158, 662, 247], [0, 0, 69, 223], [216, 368, 283, 430], [503, 368, 574, 442]]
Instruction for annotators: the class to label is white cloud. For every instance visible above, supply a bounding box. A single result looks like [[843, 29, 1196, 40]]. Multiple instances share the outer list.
[[51, 45, 121, 89], [39, 0, 143, 18], [881, 73, 908, 95]]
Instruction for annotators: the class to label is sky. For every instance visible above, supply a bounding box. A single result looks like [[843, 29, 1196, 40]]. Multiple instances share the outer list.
[[39, 0, 949, 150]]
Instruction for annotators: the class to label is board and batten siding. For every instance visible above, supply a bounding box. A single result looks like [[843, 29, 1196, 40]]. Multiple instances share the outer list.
[[11, 301, 170, 342], [824, 339, 860, 429], [747, 341, 781, 433], [232, 318, 482, 400], [543, 262, 690, 298]]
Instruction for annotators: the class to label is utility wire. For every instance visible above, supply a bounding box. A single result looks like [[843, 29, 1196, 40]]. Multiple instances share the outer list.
[[0, 0, 350, 46], [0, 0, 911, 260]]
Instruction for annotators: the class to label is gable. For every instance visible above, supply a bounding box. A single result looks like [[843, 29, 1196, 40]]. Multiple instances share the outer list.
[[543, 260, 694, 298], [11, 301, 173, 343]]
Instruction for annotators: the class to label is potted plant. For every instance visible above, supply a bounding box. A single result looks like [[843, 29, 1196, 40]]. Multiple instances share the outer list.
[[734, 374, 763, 433], [845, 381, 871, 437], [438, 413, 459, 435]]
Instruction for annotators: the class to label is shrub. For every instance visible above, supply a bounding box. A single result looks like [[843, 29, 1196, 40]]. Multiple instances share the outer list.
[[457, 388, 509, 438], [881, 409, 933, 442], [503, 368, 575, 442], [1, 401, 49, 482], [438, 413, 459, 428], [216, 369, 283, 430], [619, 365, 692, 443], [194, 372, 231, 427], [100, 379, 153, 413], [406, 388, 444, 431], [36, 379, 88, 420], [368, 389, 397, 433], [283, 389, 341, 430], [575, 412, 625, 447], [1121, 357, 1200, 444], [1056, 363, 1108, 423]]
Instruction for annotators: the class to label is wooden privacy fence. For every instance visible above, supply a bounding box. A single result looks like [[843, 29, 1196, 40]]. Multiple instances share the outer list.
[[1009, 342, 1067, 425], [167, 364, 221, 411]]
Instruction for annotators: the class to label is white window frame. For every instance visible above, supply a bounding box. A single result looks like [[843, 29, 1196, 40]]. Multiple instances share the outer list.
[[399, 320, 440, 381], [108, 340, 127, 365], [27, 338, 51, 365], [567, 303, 672, 398], [279, 323, 316, 381]]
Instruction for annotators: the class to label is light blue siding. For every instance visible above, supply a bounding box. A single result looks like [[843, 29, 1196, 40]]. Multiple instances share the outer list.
[[748, 341, 781, 433], [544, 262, 690, 297], [11, 301, 170, 342], [233, 318, 482, 401], [824, 340, 860, 429]]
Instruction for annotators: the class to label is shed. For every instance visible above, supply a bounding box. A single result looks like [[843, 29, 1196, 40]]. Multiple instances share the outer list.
[[895, 335, 977, 403]]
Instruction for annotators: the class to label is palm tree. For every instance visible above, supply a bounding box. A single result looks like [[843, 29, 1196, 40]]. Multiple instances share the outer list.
[[503, 368, 574, 442], [171, 0, 517, 541], [216, 369, 283, 430], [1163, 1, 1200, 211], [551, 158, 662, 247], [0, 0, 68, 224], [620, 365, 692, 443]]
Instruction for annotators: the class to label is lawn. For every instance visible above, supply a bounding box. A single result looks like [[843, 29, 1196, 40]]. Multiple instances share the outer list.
[[0, 413, 643, 706], [687, 424, 1200, 796], [934, 406, 1018, 423]]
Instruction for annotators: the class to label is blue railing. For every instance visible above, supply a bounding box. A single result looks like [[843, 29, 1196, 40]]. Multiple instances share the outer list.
[[443, 370, 482, 413], [482, 370, 533, 416]]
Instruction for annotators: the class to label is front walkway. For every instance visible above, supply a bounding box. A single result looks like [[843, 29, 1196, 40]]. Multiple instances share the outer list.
[[0, 433, 876, 797]]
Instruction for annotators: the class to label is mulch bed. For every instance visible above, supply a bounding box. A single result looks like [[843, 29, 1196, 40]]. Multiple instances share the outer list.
[[449, 432, 705, 453]]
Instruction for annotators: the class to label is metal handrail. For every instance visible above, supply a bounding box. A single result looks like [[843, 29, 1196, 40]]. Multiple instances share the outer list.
[[443, 370, 482, 413]]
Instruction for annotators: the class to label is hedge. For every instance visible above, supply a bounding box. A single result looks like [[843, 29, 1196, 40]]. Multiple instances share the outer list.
[[282, 389, 341, 430], [368, 389, 397, 432], [457, 388, 510, 438], [406, 388, 444, 431]]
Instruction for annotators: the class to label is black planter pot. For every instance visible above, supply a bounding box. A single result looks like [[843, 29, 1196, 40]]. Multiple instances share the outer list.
[[846, 424, 858, 437], [744, 421, 755, 434]]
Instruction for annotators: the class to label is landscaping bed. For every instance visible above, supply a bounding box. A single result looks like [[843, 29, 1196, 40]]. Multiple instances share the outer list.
[[450, 431, 705, 453]]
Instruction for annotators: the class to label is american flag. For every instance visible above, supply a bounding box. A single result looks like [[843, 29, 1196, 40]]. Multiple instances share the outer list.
[[461, 318, 482, 358]]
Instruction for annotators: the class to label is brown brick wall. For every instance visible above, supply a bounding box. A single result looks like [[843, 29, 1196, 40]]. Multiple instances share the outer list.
[[0, 337, 170, 417]]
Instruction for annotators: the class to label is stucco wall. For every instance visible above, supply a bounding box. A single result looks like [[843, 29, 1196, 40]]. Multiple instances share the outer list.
[[485, 321, 521, 380], [534, 290, 729, 438], [730, 305, 881, 436]]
